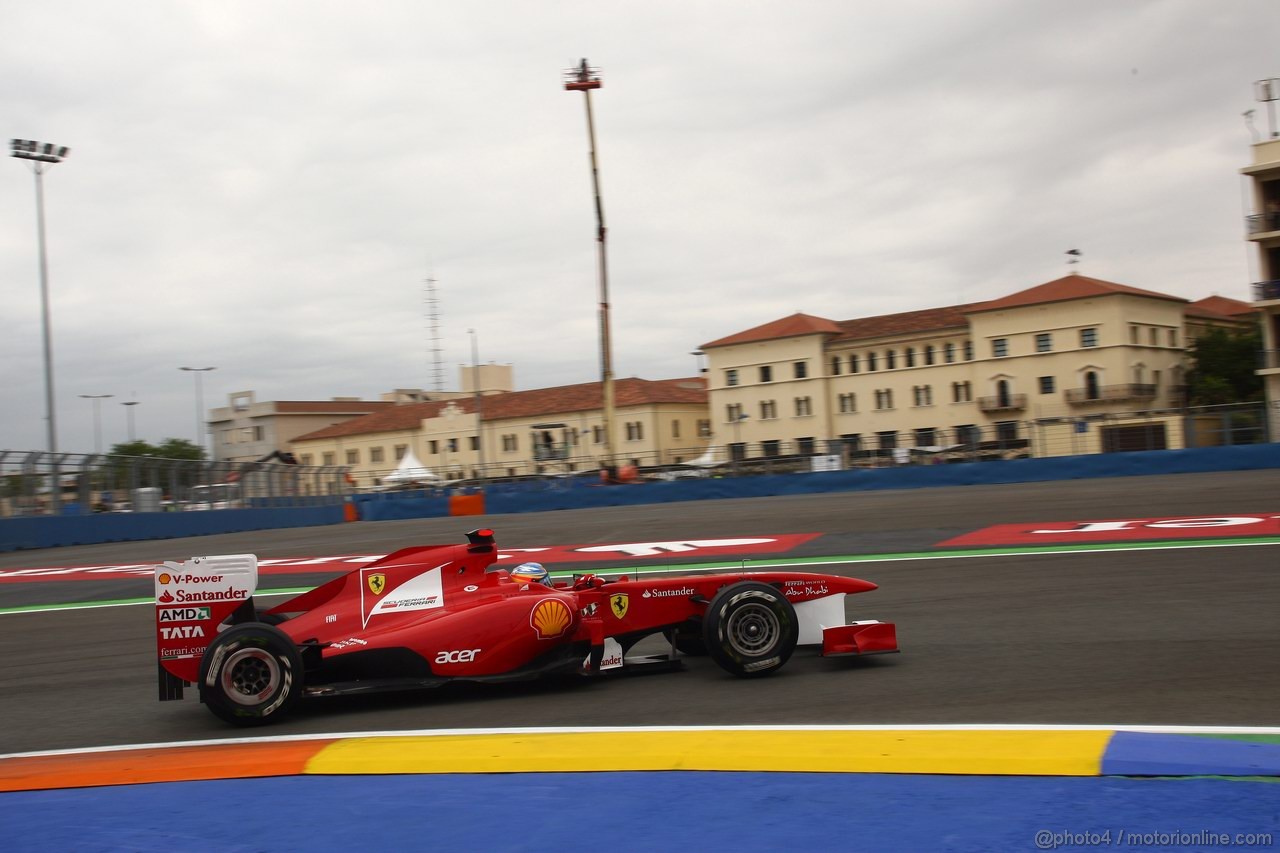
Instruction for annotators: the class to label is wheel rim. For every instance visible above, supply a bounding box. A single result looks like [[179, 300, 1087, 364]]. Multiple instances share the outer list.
[[725, 602, 780, 657], [220, 647, 280, 705]]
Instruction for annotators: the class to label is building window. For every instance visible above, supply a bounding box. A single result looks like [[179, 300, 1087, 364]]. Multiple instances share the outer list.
[[370, 447, 385, 463], [1168, 329, 1178, 347], [797, 436, 815, 455], [727, 403, 744, 422], [253, 425, 265, 441], [954, 424, 981, 446], [830, 356, 841, 375], [502, 434, 518, 452], [697, 419, 711, 437], [794, 361, 808, 379], [1130, 325, 1139, 344], [905, 347, 916, 367], [761, 440, 781, 457], [944, 342, 956, 363], [593, 426, 604, 444], [838, 392, 857, 413], [874, 389, 894, 410], [964, 340, 974, 360], [1038, 376, 1056, 394], [841, 433, 862, 452], [1035, 333, 1052, 353], [952, 381, 973, 403], [992, 338, 1008, 357], [1149, 328, 1158, 346], [995, 421, 1020, 442], [795, 396, 813, 416], [760, 365, 773, 383], [300, 454, 313, 466], [671, 420, 681, 438], [760, 400, 777, 420], [1081, 328, 1097, 347], [625, 421, 643, 441], [394, 444, 407, 460], [428, 440, 439, 454], [447, 438, 459, 453], [867, 352, 878, 371], [1084, 371, 1100, 400], [912, 385, 933, 407], [925, 344, 936, 365], [877, 430, 898, 450], [322, 452, 335, 466], [469, 436, 479, 451], [914, 427, 937, 446], [725, 369, 739, 387], [886, 349, 897, 369], [849, 354, 860, 374]]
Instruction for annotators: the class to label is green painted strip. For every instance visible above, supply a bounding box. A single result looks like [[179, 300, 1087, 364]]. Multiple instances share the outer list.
[[5, 535, 1279, 615]]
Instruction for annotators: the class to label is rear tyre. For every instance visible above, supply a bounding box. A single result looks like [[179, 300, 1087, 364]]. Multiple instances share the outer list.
[[199, 623, 303, 726], [702, 582, 797, 677]]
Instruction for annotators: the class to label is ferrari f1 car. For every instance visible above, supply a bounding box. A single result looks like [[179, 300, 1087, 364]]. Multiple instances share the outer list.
[[155, 529, 899, 726]]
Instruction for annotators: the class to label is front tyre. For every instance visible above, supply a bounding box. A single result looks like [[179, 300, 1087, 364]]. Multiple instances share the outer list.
[[702, 582, 798, 677], [199, 623, 303, 726]]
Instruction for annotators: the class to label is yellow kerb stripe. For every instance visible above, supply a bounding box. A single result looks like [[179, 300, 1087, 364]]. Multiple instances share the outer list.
[[306, 730, 1110, 776]]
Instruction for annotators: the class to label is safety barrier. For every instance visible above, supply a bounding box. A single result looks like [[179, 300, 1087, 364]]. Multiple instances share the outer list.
[[6, 443, 1280, 548], [0, 506, 345, 552]]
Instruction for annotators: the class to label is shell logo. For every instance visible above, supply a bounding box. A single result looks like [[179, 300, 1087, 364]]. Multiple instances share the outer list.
[[158, 572, 172, 585], [530, 598, 573, 640]]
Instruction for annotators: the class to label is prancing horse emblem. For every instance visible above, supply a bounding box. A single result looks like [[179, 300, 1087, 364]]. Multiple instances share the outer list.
[[609, 593, 629, 619], [368, 573, 387, 595]]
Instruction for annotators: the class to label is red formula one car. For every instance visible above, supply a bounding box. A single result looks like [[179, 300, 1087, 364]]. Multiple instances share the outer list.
[[155, 529, 899, 726]]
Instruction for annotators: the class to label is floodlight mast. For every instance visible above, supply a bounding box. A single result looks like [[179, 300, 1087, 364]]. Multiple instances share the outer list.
[[563, 59, 615, 468], [10, 139, 70, 459]]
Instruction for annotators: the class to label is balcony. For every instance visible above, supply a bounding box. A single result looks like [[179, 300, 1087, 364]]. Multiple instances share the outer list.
[[1246, 212, 1280, 236], [1253, 280, 1280, 302], [977, 393, 1027, 413], [1065, 384, 1157, 404], [532, 445, 569, 461]]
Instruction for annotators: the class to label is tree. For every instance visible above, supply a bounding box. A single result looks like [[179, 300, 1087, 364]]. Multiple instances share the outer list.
[[1186, 327, 1263, 406], [106, 438, 205, 461]]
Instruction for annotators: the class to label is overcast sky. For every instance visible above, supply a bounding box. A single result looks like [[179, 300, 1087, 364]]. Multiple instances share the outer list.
[[1, 1, 1276, 454]]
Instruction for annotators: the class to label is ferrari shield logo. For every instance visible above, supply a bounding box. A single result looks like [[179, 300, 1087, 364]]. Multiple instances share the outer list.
[[609, 593, 629, 619], [368, 573, 386, 595]]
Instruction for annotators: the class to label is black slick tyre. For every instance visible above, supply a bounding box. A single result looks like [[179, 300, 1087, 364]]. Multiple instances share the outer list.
[[199, 622, 303, 726], [702, 582, 798, 677]]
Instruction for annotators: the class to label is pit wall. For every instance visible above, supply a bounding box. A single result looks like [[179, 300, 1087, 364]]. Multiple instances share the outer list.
[[4, 443, 1279, 551]]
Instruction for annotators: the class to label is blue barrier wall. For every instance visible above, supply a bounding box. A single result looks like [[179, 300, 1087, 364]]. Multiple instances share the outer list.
[[6, 443, 1280, 550], [354, 443, 1280, 522], [0, 506, 346, 553]]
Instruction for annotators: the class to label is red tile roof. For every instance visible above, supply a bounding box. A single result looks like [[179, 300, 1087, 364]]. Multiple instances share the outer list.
[[832, 304, 974, 343], [970, 274, 1186, 312], [1187, 295, 1255, 319], [701, 313, 842, 349], [293, 377, 708, 441], [273, 401, 397, 415]]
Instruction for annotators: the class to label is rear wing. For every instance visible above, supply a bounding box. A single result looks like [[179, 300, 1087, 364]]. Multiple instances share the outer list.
[[156, 554, 258, 700]]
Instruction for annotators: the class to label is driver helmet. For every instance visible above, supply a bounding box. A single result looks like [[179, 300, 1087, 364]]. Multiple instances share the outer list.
[[509, 562, 552, 587]]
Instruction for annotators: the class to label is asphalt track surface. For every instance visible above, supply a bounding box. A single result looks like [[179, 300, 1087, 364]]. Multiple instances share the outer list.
[[3, 470, 1279, 755]]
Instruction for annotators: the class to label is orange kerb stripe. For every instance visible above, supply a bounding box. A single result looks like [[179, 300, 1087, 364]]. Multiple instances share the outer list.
[[0, 740, 337, 792]]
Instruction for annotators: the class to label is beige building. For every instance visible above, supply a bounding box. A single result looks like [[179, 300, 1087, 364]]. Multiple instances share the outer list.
[[701, 274, 1253, 461], [1243, 81, 1280, 438], [290, 375, 710, 487]]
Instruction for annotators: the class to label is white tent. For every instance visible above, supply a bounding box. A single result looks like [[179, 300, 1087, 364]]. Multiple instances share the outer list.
[[685, 445, 729, 468], [380, 448, 441, 484]]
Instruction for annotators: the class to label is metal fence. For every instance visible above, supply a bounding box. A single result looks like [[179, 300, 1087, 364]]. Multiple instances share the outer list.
[[0, 451, 350, 517]]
